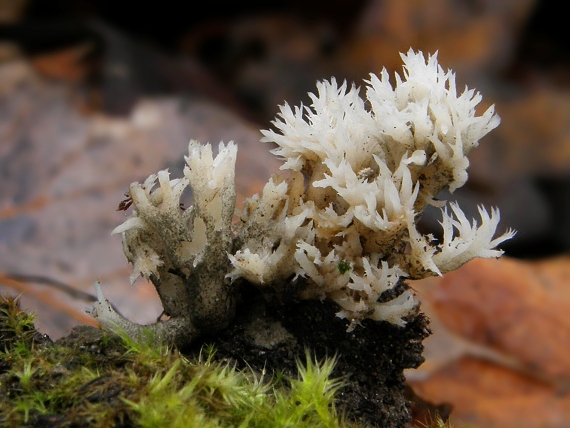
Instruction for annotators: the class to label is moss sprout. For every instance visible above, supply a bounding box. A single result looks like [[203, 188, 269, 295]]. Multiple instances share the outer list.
[[0, 294, 352, 427]]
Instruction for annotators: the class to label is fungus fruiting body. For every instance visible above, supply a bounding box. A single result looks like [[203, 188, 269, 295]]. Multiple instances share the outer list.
[[91, 50, 514, 344]]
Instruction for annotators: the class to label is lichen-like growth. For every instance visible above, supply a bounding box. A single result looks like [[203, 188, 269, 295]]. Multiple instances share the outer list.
[[91, 50, 514, 345]]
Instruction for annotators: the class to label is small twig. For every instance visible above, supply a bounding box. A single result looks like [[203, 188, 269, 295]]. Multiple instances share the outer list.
[[0, 272, 99, 327], [2, 272, 97, 302], [0, 271, 125, 318]]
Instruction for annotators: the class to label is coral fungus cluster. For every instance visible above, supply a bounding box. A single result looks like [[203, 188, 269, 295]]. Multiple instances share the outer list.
[[91, 50, 513, 345]]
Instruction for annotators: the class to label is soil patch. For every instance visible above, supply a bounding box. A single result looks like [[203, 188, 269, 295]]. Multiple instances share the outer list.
[[190, 284, 431, 427]]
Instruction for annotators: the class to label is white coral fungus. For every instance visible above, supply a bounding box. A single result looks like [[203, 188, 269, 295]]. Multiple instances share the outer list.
[[100, 49, 513, 337], [233, 49, 514, 329]]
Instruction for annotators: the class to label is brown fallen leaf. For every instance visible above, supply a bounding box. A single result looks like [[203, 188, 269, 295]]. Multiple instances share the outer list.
[[29, 42, 96, 84], [337, 0, 535, 80], [431, 257, 570, 382], [410, 356, 570, 428], [408, 257, 570, 427]]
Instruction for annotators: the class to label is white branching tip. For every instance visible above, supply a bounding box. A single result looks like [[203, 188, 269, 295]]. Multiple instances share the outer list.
[[87, 280, 114, 319], [112, 217, 144, 235], [94, 280, 106, 305], [433, 203, 516, 274]]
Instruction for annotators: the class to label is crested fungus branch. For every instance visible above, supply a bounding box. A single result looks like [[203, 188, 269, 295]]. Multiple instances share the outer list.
[[90, 49, 515, 345]]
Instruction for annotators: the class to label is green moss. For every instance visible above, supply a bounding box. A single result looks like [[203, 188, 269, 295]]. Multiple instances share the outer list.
[[337, 260, 352, 275], [415, 416, 458, 428], [0, 294, 354, 427], [0, 295, 36, 350]]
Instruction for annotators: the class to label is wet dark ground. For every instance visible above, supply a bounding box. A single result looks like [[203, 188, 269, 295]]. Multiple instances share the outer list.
[[190, 283, 431, 427]]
